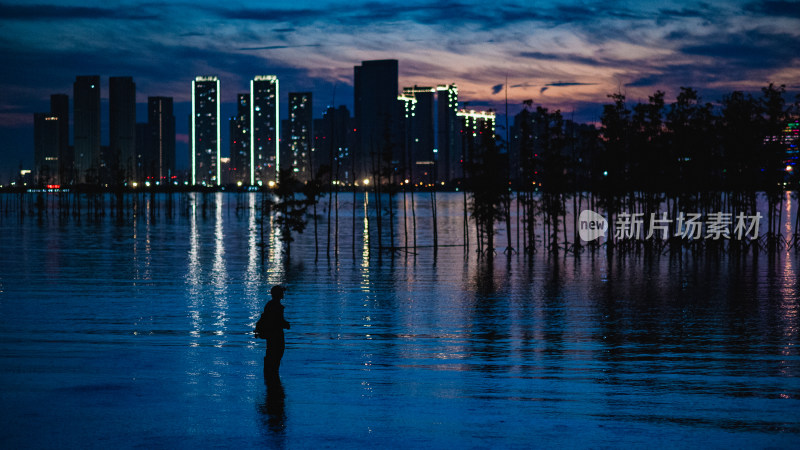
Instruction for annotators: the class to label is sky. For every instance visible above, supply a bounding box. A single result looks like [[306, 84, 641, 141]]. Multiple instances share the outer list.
[[1, 0, 799, 182]]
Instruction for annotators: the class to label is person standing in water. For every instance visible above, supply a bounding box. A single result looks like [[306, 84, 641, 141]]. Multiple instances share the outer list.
[[256, 285, 291, 381]]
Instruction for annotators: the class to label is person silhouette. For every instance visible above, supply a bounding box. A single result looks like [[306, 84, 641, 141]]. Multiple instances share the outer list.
[[258, 285, 290, 382]]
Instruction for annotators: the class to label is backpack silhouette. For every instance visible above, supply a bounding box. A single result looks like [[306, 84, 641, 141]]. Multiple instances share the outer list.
[[254, 313, 269, 339]]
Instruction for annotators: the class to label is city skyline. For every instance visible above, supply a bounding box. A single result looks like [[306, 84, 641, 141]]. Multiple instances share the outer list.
[[1, 0, 799, 181]]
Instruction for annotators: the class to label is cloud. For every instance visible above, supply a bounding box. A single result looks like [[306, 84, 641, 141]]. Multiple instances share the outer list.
[[239, 44, 322, 51], [743, 1, 800, 17], [0, 3, 158, 20], [625, 75, 662, 88], [545, 82, 599, 87], [518, 51, 606, 68], [657, 2, 718, 20], [680, 30, 800, 70], [491, 83, 504, 95]]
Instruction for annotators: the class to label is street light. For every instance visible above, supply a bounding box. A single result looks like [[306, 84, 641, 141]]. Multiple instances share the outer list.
[[363, 178, 370, 186]]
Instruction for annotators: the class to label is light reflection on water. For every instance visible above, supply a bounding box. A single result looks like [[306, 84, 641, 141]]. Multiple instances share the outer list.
[[0, 192, 799, 448]]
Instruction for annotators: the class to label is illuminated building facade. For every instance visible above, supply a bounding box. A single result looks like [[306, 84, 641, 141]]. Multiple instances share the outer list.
[[109, 76, 136, 182], [782, 120, 799, 167], [402, 86, 436, 183], [250, 75, 279, 185], [397, 93, 417, 181], [34, 113, 60, 185], [437, 84, 460, 183], [229, 94, 250, 184], [457, 109, 496, 179], [398, 83, 460, 184], [73, 75, 101, 183], [288, 92, 312, 182], [191, 76, 220, 186]]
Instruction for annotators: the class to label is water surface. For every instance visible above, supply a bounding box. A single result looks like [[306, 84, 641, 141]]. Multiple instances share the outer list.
[[1, 192, 799, 448]]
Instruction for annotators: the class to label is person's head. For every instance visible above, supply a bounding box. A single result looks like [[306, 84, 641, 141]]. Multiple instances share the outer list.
[[270, 285, 286, 301]]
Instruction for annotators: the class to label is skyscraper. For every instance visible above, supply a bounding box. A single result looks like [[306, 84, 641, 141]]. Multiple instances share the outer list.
[[437, 84, 460, 183], [313, 105, 354, 183], [33, 113, 60, 185], [397, 92, 417, 182], [135, 122, 150, 181], [401, 86, 436, 184], [50, 94, 71, 184], [73, 75, 100, 183], [457, 109, 496, 180], [288, 92, 312, 181], [147, 97, 175, 183], [250, 75, 279, 185], [398, 84, 460, 184], [354, 60, 399, 181], [229, 94, 250, 184], [110, 76, 136, 182], [191, 76, 220, 186]]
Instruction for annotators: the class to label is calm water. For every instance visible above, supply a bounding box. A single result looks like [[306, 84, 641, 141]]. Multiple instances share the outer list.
[[1, 192, 799, 448]]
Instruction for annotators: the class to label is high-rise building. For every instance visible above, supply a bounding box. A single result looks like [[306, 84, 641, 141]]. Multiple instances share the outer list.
[[109, 76, 136, 182], [288, 92, 312, 181], [437, 84, 460, 183], [135, 122, 150, 181], [397, 92, 417, 181], [402, 86, 435, 166], [457, 109, 496, 180], [398, 84, 460, 184], [354, 60, 399, 181], [73, 75, 101, 183], [191, 76, 220, 186], [400, 86, 437, 184], [33, 113, 60, 185], [250, 75, 279, 185], [229, 94, 250, 184], [147, 97, 175, 183], [313, 105, 355, 183], [49, 94, 70, 184]]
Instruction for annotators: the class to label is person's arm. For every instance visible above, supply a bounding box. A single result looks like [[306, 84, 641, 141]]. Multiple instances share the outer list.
[[281, 306, 290, 329]]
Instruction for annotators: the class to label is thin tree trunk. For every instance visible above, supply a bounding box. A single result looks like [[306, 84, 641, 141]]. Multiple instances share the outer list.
[[403, 183, 408, 249], [431, 188, 438, 250]]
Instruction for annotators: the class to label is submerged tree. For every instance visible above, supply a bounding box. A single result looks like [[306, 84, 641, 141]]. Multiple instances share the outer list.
[[465, 118, 507, 257], [598, 92, 631, 249], [303, 164, 330, 260], [533, 106, 570, 253], [759, 83, 792, 248], [273, 168, 311, 257]]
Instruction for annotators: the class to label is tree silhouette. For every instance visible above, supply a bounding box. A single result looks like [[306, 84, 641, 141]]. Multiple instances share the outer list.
[[273, 168, 311, 257]]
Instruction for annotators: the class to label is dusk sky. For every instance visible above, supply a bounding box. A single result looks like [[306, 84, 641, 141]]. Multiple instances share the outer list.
[[1, 0, 799, 182]]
